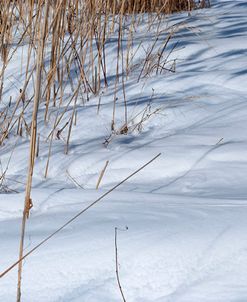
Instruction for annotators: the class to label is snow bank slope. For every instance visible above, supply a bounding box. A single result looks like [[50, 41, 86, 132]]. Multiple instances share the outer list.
[[1, 1, 247, 301]]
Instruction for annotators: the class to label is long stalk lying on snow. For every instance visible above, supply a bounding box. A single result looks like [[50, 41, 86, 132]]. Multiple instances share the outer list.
[[0, 153, 161, 279]]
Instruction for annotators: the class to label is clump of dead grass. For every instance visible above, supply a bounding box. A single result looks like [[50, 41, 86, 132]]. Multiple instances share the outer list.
[[89, 0, 210, 14]]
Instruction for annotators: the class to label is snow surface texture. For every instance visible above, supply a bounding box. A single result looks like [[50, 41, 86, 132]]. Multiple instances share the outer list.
[[1, 1, 247, 301]]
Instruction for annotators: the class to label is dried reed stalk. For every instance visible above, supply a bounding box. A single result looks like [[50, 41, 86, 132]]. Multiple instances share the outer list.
[[16, 2, 49, 301], [96, 160, 109, 189]]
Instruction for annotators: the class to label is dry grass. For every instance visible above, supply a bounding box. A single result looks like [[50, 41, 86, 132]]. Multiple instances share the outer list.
[[93, 0, 210, 14], [0, 0, 210, 146]]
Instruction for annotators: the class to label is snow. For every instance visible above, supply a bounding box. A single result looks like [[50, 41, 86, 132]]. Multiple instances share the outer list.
[[1, 1, 247, 301]]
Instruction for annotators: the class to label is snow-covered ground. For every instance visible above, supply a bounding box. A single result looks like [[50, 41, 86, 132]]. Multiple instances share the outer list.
[[1, 1, 247, 301]]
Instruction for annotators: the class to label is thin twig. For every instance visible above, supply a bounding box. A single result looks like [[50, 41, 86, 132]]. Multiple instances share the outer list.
[[115, 227, 128, 302]]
